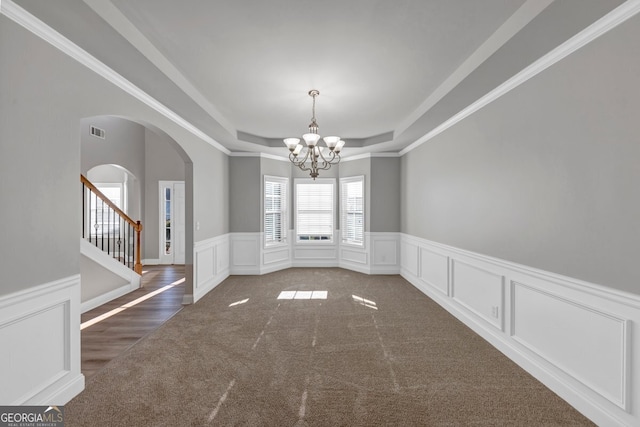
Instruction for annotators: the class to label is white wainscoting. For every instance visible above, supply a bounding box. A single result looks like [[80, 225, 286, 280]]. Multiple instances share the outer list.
[[400, 233, 640, 427], [192, 234, 230, 303], [229, 231, 401, 275], [340, 232, 400, 274], [0, 275, 84, 405]]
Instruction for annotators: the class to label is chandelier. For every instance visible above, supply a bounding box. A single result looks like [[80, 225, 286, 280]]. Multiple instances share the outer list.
[[284, 90, 345, 179]]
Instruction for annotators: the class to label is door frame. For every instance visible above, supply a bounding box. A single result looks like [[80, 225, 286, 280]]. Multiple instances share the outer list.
[[159, 181, 185, 264]]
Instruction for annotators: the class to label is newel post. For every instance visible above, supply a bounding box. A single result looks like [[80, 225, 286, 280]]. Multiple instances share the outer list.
[[135, 221, 143, 275]]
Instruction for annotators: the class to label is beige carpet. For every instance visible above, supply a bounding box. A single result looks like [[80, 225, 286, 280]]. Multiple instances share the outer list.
[[66, 268, 594, 426]]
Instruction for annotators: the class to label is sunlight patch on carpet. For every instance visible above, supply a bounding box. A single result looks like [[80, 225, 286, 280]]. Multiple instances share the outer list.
[[352, 295, 378, 310], [277, 290, 328, 300], [229, 298, 249, 307]]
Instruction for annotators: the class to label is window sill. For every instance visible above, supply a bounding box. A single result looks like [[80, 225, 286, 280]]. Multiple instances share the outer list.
[[264, 241, 288, 250], [295, 240, 336, 246], [340, 241, 365, 249]]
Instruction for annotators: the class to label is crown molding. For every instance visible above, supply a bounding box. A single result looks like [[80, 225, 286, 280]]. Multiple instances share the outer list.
[[229, 152, 289, 162], [400, 0, 640, 156], [340, 152, 400, 163], [395, 0, 554, 138], [0, 0, 231, 156]]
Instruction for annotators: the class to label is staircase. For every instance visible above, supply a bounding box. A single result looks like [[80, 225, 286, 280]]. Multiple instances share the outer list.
[[81, 174, 142, 274], [80, 175, 143, 312]]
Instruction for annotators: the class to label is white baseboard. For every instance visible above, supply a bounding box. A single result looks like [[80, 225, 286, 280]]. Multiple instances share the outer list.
[[400, 233, 640, 427], [81, 281, 138, 313], [0, 275, 84, 405], [141, 259, 160, 266]]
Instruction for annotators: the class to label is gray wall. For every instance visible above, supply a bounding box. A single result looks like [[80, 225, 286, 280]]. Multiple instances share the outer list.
[[401, 14, 640, 294], [0, 16, 228, 297], [81, 116, 145, 178], [229, 157, 260, 232], [370, 157, 400, 232], [82, 116, 146, 223], [144, 129, 186, 259], [229, 156, 292, 233]]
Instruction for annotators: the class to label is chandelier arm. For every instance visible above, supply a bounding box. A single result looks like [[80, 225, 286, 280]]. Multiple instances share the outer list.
[[290, 148, 310, 167], [317, 148, 339, 167]]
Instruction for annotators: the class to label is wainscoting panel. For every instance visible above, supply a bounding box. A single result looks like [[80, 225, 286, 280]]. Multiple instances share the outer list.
[[512, 281, 628, 410], [263, 246, 290, 265], [294, 246, 338, 262], [262, 241, 292, 274], [193, 234, 230, 302], [370, 233, 401, 274], [452, 260, 504, 330], [195, 246, 215, 290], [341, 247, 367, 265], [419, 247, 449, 296], [0, 275, 84, 405], [229, 233, 261, 274], [400, 239, 419, 277], [399, 233, 640, 427]]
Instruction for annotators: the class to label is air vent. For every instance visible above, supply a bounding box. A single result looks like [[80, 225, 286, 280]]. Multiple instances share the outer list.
[[90, 125, 105, 139]]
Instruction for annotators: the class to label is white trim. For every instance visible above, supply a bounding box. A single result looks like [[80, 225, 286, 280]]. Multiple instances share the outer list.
[[0, 275, 84, 405], [81, 0, 237, 138], [263, 175, 289, 249], [340, 175, 365, 247], [80, 238, 140, 284], [340, 152, 400, 162], [81, 282, 137, 313], [141, 258, 160, 266], [192, 234, 230, 303], [229, 152, 290, 162], [399, 0, 640, 156], [400, 233, 640, 426], [0, 0, 231, 155], [229, 231, 400, 275], [394, 0, 554, 138], [405, 235, 640, 309]]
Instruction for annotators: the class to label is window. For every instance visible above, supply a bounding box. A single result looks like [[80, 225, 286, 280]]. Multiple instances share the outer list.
[[295, 179, 335, 242], [264, 176, 288, 246], [341, 176, 364, 245], [89, 183, 123, 237]]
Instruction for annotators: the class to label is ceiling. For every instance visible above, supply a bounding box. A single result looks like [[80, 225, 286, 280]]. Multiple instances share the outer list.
[[11, 0, 614, 156]]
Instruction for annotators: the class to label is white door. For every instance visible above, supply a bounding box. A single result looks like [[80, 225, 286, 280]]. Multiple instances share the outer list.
[[159, 181, 186, 265]]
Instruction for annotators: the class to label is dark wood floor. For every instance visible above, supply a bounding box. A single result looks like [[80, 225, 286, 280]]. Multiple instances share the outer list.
[[80, 265, 186, 380]]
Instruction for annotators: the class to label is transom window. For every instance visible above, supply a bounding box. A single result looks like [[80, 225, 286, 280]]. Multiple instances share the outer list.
[[295, 179, 335, 243]]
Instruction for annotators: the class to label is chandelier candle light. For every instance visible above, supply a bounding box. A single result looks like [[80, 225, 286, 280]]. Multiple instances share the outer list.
[[284, 90, 345, 179]]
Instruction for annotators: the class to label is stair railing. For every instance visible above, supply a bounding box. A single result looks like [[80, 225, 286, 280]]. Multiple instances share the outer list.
[[81, 175, 143, 274]]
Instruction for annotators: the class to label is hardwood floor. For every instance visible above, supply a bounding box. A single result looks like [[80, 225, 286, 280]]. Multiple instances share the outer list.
[[80, 265, 186, 380]]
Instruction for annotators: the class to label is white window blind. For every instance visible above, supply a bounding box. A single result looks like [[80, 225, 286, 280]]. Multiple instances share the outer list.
[[264, 177, 288, 246], [296, 180, 334, 242], [341, 177, 364, 245]]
